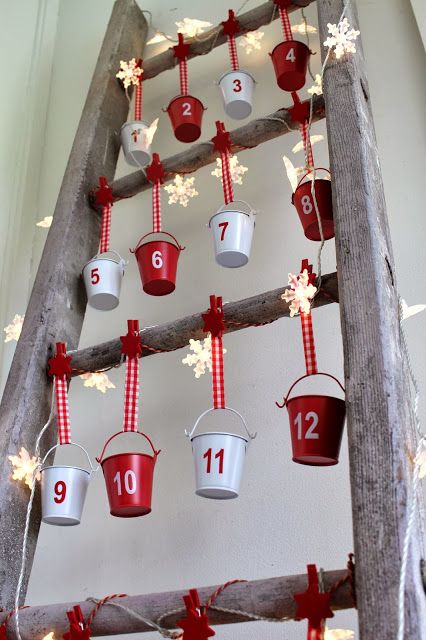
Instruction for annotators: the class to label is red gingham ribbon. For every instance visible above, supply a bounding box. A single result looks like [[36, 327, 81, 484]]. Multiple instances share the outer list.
[[121, 320, 141, 433], [300, 311, 318, 376], [179, 58, 188, 95], [228, 36, 239, 71], [220, 151, 234, 204], [99, 203, 111, 254], [300, 121, 314, 169], [279, 6, 293, 41], [56, 376, 71, 445], [134, 82, 142, 121], [152, 181, 162, 233], [212, 333, 225, 409]]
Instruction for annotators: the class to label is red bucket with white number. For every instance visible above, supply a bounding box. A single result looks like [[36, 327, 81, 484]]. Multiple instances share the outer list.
[[278, 373, 346, 466], [270, 40, 311, 91], [166, 95, 205, 143], [97, 431, 160, 517], [132, 232, 184, 296], [292, 169, 334, 241]]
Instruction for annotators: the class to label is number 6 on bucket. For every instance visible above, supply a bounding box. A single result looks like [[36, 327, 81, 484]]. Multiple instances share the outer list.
[[185, 295, 256, 499]]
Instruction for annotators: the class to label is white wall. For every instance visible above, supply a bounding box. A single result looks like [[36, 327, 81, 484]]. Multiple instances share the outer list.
[[1, 1, 425, 639]]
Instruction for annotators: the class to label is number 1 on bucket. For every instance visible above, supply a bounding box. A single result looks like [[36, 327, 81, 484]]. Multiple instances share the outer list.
[[295, 412, 319, 440], [203, 448, 224, 474], [113, 470, 137, 496]]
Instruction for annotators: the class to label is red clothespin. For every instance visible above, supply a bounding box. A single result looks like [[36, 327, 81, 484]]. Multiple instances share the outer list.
[[146, 153, 165, 184], [120, 319, 141, 359], [173, 32, 191, 60], [301, 259, 316, 285], [222, 9, 240, 36], [0, 625, 7, 640], [294, 565, 333, 639], [288, 92, 310, 125], [211, 121, 232, 153], [273, 0, 293, 8], [48, 342, 73, 378], [177, 589, 215, 640], [94, 176, 114, 207], [63, 605, 91, 640], [202, 295, 225, 337]]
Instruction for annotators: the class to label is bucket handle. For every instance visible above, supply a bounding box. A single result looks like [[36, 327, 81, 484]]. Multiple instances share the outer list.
[[185, 407, 257, 441], [41, 441, 95, 472], [130, 231, 185, 254], [276, 372, 345, 409], [96, 430, 161, 464], [91, 249, 127, 266], [216, 200, 257, 217], [295, 168, 331, 191]]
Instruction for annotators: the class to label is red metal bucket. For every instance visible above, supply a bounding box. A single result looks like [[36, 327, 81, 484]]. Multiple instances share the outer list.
[[131, 231, 184, 296], [292, 169, 334, 241], [276, 373, 346, 466], [270, 40, 311, 91], [97, 431, 160, 517], [166, 95, 205, 143]]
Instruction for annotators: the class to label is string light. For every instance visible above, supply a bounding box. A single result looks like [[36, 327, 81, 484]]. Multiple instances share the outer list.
[[182, 336, 226, 379], [307, 73, 323, 96], [131, 117, 159, 146], [400, 299, 426, 320], [146, 33, 170, 45], [281, 269, 317, 317], [36, 216, 53, 228], [323, 18, 360, 59], [292, 135, 324, 154], [324, 629, 354, 640], [239, 31, 265, 54], [175, 18, 213, 38], [282, 156, 309, 192], [8, 447, 40, 489], [211, 155, 248, 185], [291, 22, 317, 35], [42, 633, 56, 640], [164, 175, 198, 207], [116, 58, 143, 89], [4, 314, 24, 343], [80, 372, 116, 393]]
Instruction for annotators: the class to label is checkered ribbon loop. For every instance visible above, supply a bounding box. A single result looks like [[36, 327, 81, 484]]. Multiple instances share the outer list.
[[99, 203, 112, 254], [56, 375, 71, 444], [152, 180, 162, 233], [135, 82, 143, 121], [120, 320, 142, 432], [211, 333, 225, 409], [300, 122, 314, 170], [278, 6, 293, 41], [220, 151, 234, 204], [228, 36, 239, 71], [179, 58, 188, 95], [300, 311, 318, 375]]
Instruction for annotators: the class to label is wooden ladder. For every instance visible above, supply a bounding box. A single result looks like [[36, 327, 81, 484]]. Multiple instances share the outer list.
[[0, 1, 424, 638]]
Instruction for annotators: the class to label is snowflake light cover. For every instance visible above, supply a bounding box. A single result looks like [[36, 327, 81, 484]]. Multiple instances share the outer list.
[[80, 372, 116, 393], [116, 58, 143, 89], [307, 73, 323, 96], [182, 336, 226, 378], [8, 447, 40, 488], [292, 135, 324, 155], [36, 216, 53, 228], [4, 313, 24, 343], [291, 22, 317, 35], [282, 269, 317, 317], [239, 30, 264, 54], [323, 18, 360, 59], [211, 155, 248, 185], [175, 18, 212, 38], [164, 174, 198, 207], [324, 629, 354, 640]]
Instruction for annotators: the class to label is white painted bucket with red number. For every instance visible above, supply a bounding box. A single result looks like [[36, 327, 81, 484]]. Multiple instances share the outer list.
[[186, 407, 256, 499], [121, 120, 152, 168], [218, 70, 255, 120], [209, 201, 256, 268], [40, 443, 93, 526], [83, 251, 126, 311]]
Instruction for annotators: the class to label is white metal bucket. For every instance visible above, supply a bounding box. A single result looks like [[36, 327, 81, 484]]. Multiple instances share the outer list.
[[218, 70, 255, 120], [209, 201, 256, 268], [186, 407, 256, 499], [40, 443, 93, 526], [82, 250, 126, 311], [120, 120, 152, 168]]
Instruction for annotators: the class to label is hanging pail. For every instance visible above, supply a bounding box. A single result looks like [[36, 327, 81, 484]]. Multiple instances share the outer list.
[[166, 95, 205, 143], [186, 407, 256, 499], [40, 443, 93, 526], [82, 250, 126, 311], [277, 373, 346, 466], [292, 169, 334, 241], [120, 120, 152, 168], [97, 431, 160, 517], [270, 41, 311, 91], [209, 201, 256, 268], [218, 70, 255, 120], [131, 231, 184, 296]]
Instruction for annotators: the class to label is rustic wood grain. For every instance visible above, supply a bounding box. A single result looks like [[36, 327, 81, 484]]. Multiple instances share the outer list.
[[70, 272, 338, 374], [316, 1, 426, 638], [142, 0, 315, 81], [1, 568, 352, 639], [0, 0, 147, 610], [108, 95, 325, 203]]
